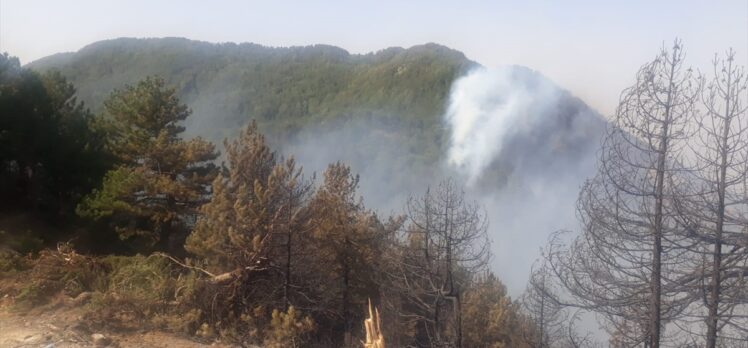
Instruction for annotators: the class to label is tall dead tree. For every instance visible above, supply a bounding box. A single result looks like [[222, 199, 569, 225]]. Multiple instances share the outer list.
[[272, 157, 315, 311], [548, 41, 699, 348], [388, 179, 490, 347], [672, 49, 748, 347], [522, 261, 567, 348], [309, 162, 387, 346]]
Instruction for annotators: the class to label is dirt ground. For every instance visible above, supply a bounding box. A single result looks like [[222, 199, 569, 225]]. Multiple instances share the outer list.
[[0, 296, 237, 348]]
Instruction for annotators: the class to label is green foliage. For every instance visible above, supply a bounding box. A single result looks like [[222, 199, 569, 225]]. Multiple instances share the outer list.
[[0, 248, 29, 274], [87, 254, 202, 332], [0, 53, 109, 227], [78, 76, 218, 252], [0, 229, 43, 255], [103, 255, 186, 304], [14, 244, 107, 309], [102, 76, 192, 164], [28, 38, 476, 166], [77, 167, 147, 221]]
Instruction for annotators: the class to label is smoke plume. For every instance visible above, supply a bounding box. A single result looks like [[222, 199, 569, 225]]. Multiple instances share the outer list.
[[444, 66, 605, 293], [446, 67, 561, 185], [278, 66, 606, 295]]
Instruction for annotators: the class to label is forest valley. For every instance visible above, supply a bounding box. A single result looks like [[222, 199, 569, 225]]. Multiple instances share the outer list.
[[2, 40, 748, 348]]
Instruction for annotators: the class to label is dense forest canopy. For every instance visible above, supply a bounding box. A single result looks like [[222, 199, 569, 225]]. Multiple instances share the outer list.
[[28, 37, 475, 146]]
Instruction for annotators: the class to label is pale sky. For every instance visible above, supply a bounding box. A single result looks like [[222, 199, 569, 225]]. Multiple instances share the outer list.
[[1, 0, 747, 115]]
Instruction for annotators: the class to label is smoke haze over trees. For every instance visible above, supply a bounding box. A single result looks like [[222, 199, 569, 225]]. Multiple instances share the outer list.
[[27, 38, 608, 293], [3, 36, 748, 347]]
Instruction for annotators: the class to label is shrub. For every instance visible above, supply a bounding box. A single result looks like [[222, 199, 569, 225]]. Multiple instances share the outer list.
[[0, 229, 43, 254], [14, 243, 106, 309], [85, 254, 202, 332], [0, 248, 29, 274], [263, 306, 315, 348]]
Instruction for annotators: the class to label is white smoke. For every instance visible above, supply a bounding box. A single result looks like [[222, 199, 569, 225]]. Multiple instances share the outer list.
[[277, 66, 604, 296], [444, 66, 604, 294], [445, 66, 560, 185]]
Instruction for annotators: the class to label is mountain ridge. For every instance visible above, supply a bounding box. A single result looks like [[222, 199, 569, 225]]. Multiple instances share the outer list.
[[23, 38, 608, 293], [27, 37, 478, 145], [25, 37, 606, 212]]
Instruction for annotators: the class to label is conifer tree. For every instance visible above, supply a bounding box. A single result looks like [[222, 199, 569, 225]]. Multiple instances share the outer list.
[[550, 42, 700, 347], [389, 179, 489, 347], [309, 162, 384, 346], [78, 76, 218, 252], [271, 157, 315, 311], [0, 54, 109, 223], [186, 121, 315, 315], [462, 272, 532, 348], [185, 120, 277, 273]]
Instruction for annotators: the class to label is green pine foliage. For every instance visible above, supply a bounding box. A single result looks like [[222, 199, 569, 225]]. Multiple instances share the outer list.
[[0, 53, 109, 223], [77, 77, 218, 252]]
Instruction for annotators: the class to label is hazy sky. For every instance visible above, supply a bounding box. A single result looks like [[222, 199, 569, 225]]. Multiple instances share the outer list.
[[1, 0, 747, 115]]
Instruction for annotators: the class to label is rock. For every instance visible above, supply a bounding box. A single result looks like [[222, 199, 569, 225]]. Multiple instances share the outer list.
[[22, 334, 43, 344], [70, 291, 93, 306], [91, 333, 112, 347]]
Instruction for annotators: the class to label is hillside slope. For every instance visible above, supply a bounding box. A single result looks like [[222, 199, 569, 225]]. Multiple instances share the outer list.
[[29, 38, 474, 146], [27, 38, 605, 210], [26, 37, 608, 293]]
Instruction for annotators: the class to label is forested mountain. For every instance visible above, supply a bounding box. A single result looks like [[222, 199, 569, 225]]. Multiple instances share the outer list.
[[27, 37, 606, 211], [28, 37, 473, 145]]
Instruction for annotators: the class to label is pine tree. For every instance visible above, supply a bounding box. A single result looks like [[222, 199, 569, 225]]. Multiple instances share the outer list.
[[388, 179, 490, 347], [185, 120, 277, 273], [0, 54, 109, 224], [186, 121, 316, 310], [271, 157, 315, 311], [78, 76, 218, 252], [184, 122, 320, 344], [309, 162, 384, 346], [550, 42, 700, 347], [462, 272, 531, 348]]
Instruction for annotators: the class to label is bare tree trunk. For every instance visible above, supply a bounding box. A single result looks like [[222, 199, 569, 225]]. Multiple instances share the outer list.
[[454, 292, 463, 348], [547, 41, 699, 348], [706, 52, 734, 348], [705, 128, 727, 348], [284, 225, 292, 310], [650, 88, 670, 348], [284, 190, 294, 311], [343, 236, 351, 346], [434, 297, 441, 344], [539, 285, 545, 348]]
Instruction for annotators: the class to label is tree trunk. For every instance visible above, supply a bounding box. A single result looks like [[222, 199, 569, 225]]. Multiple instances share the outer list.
[[706, 60, 733, 348], [343, 237, 351, 346], [284, 192, 293, 311], [649, 49, 681, 348], [539, 287, 545, 348]]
